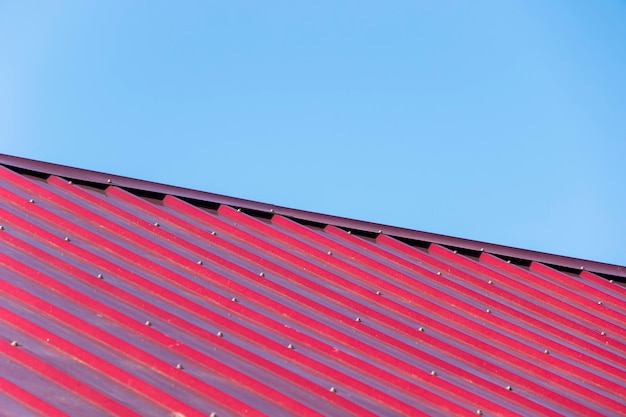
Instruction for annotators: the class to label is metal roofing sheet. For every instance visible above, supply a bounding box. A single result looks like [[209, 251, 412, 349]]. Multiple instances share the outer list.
[[0, 155, 624, 416]]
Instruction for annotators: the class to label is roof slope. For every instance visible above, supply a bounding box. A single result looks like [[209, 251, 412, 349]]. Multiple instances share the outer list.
[[0, 154, 624, 417]]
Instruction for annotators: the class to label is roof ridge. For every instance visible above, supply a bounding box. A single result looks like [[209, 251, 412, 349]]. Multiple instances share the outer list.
[[1, 153, 623, 279]]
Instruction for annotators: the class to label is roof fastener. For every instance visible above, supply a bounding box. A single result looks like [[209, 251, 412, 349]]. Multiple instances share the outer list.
[[175, 364, 183, 370], [217, 331, 223, 337], [145, 321, 151, 326], [269, 209, 274, 213], [67, 180, 72, 184], [375, 291, 381, 295], [453, 250, 458, 254], [64, 236, 71, 242], [485, 309, 491, 313], [287, 343, 294, 349], [580, 266, 584, 270], [29, 199, 35, 203], [377, 229, 382, 234], [97, 273, 104, 279], [480, 248, 484, 252], [197, 260, 203, 265], [210, 231, 216, 235], [487, 280, 493, 285], [609, 279, 614, 283], [597, 301, 603, 305], [327, 251, 333, 255], [259, 272, 265, 277], [507, 260, 511, 263], [355, 317, 362, 322], [476, 410, 483, 416], [231, 297, 238, 302], [601, 331, 606, 336], [329, 387, 337, 393], [107, 179, 112, 183], [10, 340, 19, 347], [505, 385, 512, 391], [418, 327, 424, 332], [430, 371, 437, 376], [436, 272, 442, 276], [0, 225, 4, 230], [347, 230, 352, 234], [154, 222, 160, 227], [237, 208, 242, 212], [544, 349, 549, 354], [210, 413, 218, 417]]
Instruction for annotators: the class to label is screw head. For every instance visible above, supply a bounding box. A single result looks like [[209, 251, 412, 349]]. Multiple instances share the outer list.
[[64, 236, 71, 242], [486, 309, 491, 313], [97, 273, 104, 279], [601, 331, 606, 336], [287, 343, 294, 349], [197, 260, 203, 265], [145, 321, 151, 326], [355, 317, 362, 322], [375, 291, 381, 295], [259, 272, 265, 277], [231, 297, 238, 302], [544, 349, 549, 354], [68, 180, 72, 184], [210, 413, 218, 417], [10, 340, 18, 347], [0, 225, 4, 230], [507, 260, 511, 263], [430, 370, 437, 376], [29, 199, 35, 203], [597, 301, 603, 305], [476, 410, 483, 416], [436, 271, 442, 276], [506, 385, 512, 391], [237, 208, 242, 212], [327, 251, 333, 255], [418, 327, 424, 332], [329, 387, 337, 393], [176, 364, 183, 370], [487, 280, 493, 285], [107, 179, 112, 184], [217, 331, 223, 337], [210, 231, 217, 235]]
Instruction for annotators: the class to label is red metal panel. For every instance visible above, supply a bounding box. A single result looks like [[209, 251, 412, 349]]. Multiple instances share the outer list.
[[0, 156, 625, 416]]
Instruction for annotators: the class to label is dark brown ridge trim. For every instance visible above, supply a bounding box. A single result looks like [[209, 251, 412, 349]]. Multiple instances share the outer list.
[[1, 153, 624, 280]]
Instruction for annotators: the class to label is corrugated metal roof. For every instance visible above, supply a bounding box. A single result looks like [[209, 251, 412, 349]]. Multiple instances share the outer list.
[[0, 154, 624, 417]]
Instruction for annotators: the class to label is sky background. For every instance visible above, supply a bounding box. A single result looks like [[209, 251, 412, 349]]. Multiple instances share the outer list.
[[1, 1, 625, 265]]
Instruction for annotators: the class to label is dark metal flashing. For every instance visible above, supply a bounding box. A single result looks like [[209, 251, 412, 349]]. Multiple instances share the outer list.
[[1, 153, 624, 280]]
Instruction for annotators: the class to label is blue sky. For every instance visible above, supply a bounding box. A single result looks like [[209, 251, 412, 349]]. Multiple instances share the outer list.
[[2, 2, 625, 265]]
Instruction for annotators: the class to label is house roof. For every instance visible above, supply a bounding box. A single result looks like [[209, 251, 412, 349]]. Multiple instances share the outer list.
[[0, 153, 624, 417]]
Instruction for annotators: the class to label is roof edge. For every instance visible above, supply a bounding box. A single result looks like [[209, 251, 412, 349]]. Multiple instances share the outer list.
[[2, 153, 624, 279]]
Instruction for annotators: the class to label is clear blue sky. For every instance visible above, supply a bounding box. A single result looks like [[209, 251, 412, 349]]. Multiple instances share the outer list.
[[2, 2, 625, 265]]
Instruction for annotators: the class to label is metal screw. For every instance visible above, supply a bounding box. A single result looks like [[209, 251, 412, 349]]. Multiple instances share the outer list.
[[176, 364, 183, 370], [210, 231, 216, 235], [68, 180, 72, 184], [377, 229, 382, 234], [609, 280, 614, 283], [154, 222, 160, 227], [329, 387, 337, 393], [506, 385, 512, 391], [544, 349, 549, 354], [237, 208, 242, 212], [10, 340, 18, 347], [507, 260, 511, 263], [217, 331, 223, 337], [597, 301, 603, 305], [418, 327, 424, 332], [601, 331, 606, 336], [97, 273, 104, 279], [487, 280, 493, 285], [327, 251, 332, 255], [269, 209, 274, 213], [0, 226, 4, 230], [347, 230, 351, 234], [197, 260, 203, 265], [453, 250, 458, 254], [375, 291, 381, 295], [210, 413, 217, 417], [231, 297, 238, 302], [486, 309, 491, 313], [476, 410, 483, 416], [436, 272, 442, 276], [355, 317, 362, 322], [287, 343, 294, 349], [580, 266, 584, 270], [29, 199, 35, 203], [107, 179, 112, 184], [480, 248, 484, 252], [430, 371, 437, 376], [64, 236, 71, 242], [145, 321, 151, 326], [259, 272, 265, 277]]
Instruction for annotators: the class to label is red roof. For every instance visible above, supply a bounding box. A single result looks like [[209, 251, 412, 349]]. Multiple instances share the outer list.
[[0, 154, 624, 417]]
